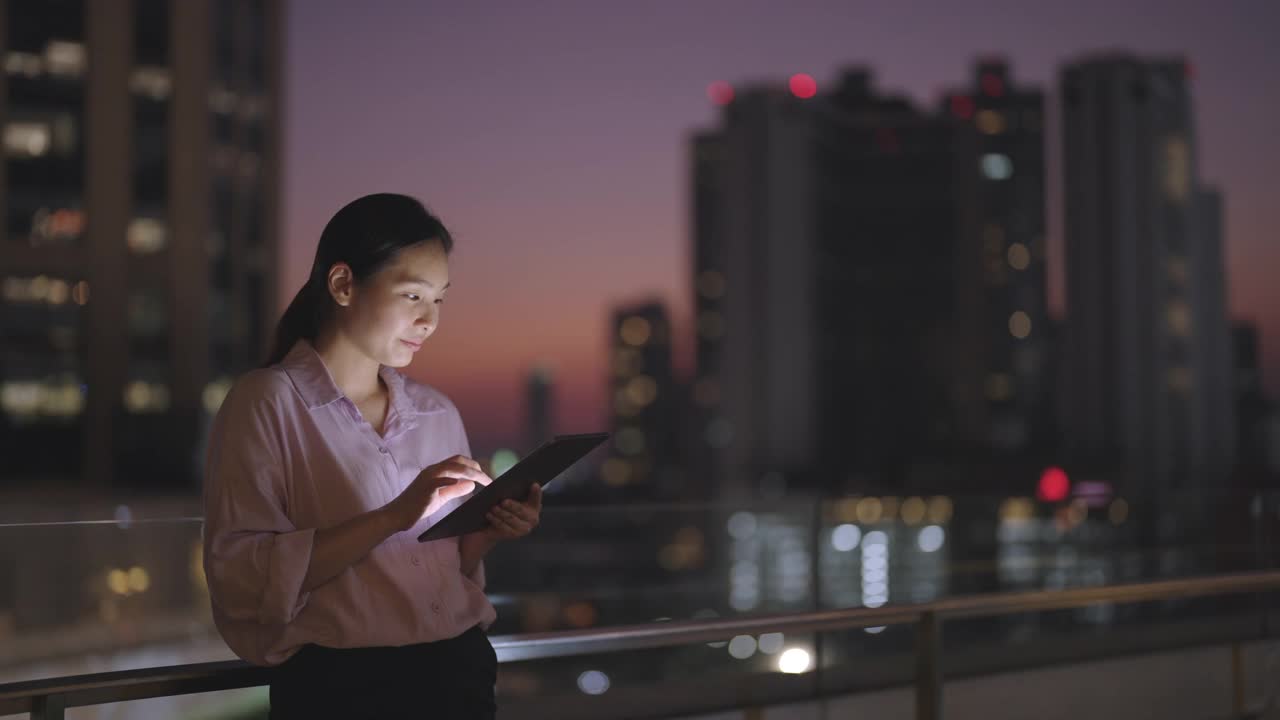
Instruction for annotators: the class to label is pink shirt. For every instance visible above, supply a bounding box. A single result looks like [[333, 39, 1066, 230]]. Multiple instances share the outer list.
[[202, 339, 495, 666]]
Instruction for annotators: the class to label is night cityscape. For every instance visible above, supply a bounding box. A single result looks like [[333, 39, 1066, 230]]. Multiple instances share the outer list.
[[1, 1, 1279, 718]]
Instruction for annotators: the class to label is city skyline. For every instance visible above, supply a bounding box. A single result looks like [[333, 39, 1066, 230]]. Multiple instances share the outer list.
[[283, 1, 1280, 455]]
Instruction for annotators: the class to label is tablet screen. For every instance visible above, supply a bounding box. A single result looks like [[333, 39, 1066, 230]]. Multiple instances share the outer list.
[[416, 432, 610, 542]]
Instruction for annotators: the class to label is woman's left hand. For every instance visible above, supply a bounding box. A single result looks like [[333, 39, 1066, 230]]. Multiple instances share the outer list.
[[483, 484, 542, 540]]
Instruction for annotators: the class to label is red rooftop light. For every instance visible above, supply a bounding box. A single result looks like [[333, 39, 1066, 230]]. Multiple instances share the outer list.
[[789, 73, 817, 99], [707, 81, 734, 106], [1037, 467, 1071, 503]]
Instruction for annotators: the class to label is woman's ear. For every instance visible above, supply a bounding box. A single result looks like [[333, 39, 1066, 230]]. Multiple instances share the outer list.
[[327, 263, 355, 307]]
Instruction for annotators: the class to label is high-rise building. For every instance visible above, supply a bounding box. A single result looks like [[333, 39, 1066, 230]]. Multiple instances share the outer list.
[[1232, 322, 1270, 470], [940, 59, 1051, 456], [812, 70, 961, 486], [693, 63, 1044, 497], [524, 363, 554, 453], [0, 0, 283, 491], [603, 301, 680, 496], [689, 85, 818, 499], [1060, 54, 1235, 491]]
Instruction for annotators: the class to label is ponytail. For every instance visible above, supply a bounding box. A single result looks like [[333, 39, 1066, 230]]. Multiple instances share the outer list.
[[262, 276, 325, 367]]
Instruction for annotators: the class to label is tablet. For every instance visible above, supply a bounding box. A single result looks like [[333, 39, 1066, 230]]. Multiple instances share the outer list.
[[416, 432, 610, 542]]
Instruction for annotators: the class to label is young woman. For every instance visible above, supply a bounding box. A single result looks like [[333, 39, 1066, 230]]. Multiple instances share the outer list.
[[202, 193, 540, 718]]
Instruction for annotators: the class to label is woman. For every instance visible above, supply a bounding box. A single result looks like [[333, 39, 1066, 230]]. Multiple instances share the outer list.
[[202, 193, 540, 718]]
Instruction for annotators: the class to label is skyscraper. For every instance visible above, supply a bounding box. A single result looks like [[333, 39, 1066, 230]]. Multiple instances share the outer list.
[[0, 0, 283, 491], [1232, 322, 1270, 472], [941, 59, 1050, 456], [690, 85, 818, 500], [1060, 54, 1235, 491], [693, 63, 1042, 497], [603, 300, 680, 496], [524, 363, 554, 453]]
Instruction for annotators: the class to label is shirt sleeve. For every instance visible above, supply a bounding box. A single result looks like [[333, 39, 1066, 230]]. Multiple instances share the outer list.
[[202, 376, 316, 632]]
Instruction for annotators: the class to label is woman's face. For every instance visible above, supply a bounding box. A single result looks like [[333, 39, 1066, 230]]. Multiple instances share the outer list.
[[331, 240, 450, 369]]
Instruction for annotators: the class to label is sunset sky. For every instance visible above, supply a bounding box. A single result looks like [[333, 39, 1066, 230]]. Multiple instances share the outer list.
[[283, 0, 1279, 455]]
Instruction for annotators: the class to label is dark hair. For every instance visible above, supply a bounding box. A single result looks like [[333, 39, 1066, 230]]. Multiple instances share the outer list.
[[263, 193, 453, 366]]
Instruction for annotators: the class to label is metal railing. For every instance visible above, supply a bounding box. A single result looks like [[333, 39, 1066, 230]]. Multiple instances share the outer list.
[[2, 569, 1278, 720]]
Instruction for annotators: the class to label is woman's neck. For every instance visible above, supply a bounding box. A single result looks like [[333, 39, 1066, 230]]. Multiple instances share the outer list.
[[311, 329, 383, 403]]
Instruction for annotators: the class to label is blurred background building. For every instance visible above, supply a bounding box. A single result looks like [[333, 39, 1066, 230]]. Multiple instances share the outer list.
[[524, 362, 555, 453], [692, 60, 1053, 500], [1, 1, 1278, 715], [1060, 55, 1235, 496], [0, 0, 282, 492], [602, 300, 685, 498]]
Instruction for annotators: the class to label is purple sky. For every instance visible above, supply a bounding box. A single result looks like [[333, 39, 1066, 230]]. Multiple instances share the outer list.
[[284, 0, 1280, 455]]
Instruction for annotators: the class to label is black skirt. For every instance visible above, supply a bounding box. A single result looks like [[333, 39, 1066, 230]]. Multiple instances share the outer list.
[[269, 626, 497, 719]]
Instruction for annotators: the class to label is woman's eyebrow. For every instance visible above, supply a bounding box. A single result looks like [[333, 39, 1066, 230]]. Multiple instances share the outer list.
[[402, 276, 451, 289]]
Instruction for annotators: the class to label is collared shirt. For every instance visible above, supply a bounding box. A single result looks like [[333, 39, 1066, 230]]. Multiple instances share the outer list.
[[202, 339, 495, 666]]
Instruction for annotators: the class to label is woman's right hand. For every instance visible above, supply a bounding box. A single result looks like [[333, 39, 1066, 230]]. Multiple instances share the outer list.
[[384, 455, 492, 533]]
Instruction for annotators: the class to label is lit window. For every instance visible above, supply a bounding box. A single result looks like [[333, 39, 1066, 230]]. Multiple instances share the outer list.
[[32, 207, 86, 245], [1161, 136, 1190, 203], [44, 40, 86, 77], [625, 375, 658, 407], [620, 316, 651, 346], [998, 497, 1034, 522], [1006, 243, 1031, 270], [123, 381, 171, 414], [855, 497, 883, 524], [5, 51, 43, 78], [1166, 301, 1192, 338], [0, 274, 79, 305], [1, 381, 42, 417], [4, 376, 87, 415], [975, 110, 1005, 135], [917, 525, 945, 553], [127, 218, 167, 254], [46, 279, 69, 305], [4, 122, 51, 158], [130, 66, 172, 100], [1008, 311, 1032, 339], [926, 496, 953, 524], [981, 153, 1013, 180], [901, 497, 927, 525]]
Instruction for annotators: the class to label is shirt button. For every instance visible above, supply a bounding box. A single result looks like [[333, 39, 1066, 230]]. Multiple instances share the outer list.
[[411, 556, 421, 566], [379, 447, 389, 454], [431, 603, 441, 613]]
